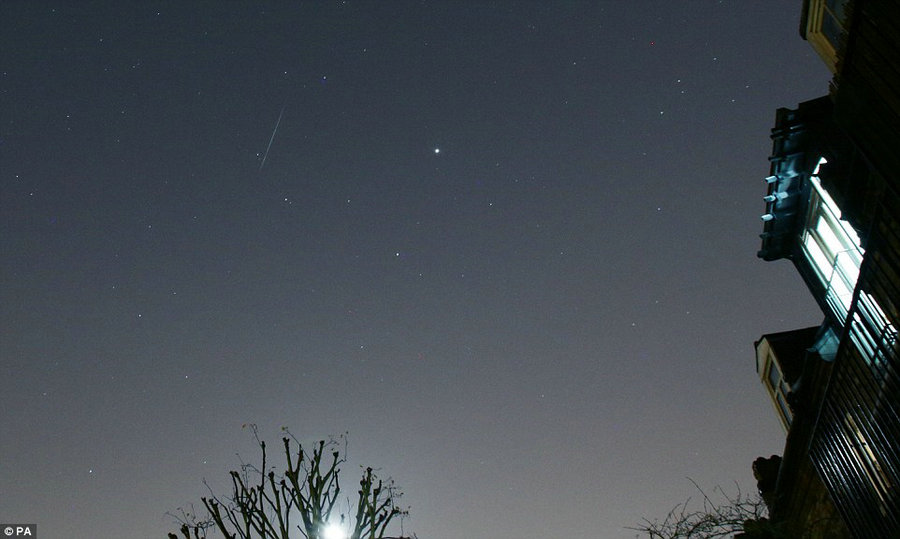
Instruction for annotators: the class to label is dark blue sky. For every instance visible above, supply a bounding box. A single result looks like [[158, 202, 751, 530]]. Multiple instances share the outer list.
[[1, 2, 831, 537]]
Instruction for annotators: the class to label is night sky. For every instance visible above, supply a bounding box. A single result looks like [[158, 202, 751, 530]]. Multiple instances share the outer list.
[[1, 2, 832, 538]]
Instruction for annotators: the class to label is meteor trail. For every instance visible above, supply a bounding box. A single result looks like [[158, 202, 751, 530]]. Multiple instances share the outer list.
[[259, 105, 284, 171]]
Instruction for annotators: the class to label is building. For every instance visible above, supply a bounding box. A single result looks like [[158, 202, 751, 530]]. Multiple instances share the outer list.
[[754, 325, 849, 538], [754, 1, 900, 537], [755, 326, 821, 434]]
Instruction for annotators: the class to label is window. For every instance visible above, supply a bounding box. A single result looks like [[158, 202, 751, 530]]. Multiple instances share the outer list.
[[800, 159, 897, 372], [849, 292, 898, 371], [765, 356, 793, 431], [801, 158, 864, 322], [805, 0, 850, 72], [821, 0, 849, 49]]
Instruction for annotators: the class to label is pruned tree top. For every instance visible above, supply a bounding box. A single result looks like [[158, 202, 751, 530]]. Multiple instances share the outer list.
[[169, 427, 414, 539]]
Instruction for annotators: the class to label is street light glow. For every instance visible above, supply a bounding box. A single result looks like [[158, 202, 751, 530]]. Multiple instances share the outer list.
[[322, 523, 347, 539]]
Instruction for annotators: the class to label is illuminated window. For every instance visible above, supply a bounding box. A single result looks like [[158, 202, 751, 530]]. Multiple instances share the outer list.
[[849, 292, 898, 370], [800, 159, 898, 372], [801, 158, 864, 322]]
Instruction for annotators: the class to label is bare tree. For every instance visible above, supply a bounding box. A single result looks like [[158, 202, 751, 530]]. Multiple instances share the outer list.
[[169, 427, 413, 539], [627, 479, 782, 539]]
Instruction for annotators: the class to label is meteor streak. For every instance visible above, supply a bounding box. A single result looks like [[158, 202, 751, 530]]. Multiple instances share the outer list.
[[259, 105, 284, 171]]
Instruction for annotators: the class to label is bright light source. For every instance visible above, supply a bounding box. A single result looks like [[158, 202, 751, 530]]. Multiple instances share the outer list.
[[322, 523, 347, 539]]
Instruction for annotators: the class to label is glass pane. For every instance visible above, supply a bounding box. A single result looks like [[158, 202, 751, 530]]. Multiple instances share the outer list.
[[804, 233, 834, 281], [835, 253, 861, 287], [822, 12, 843, 51], [815, 216, 846, 257], [827, 273, 854, 314], [776, 393, 792, 426], [826, 0, 849, 24], [767, 363, 781, 389]]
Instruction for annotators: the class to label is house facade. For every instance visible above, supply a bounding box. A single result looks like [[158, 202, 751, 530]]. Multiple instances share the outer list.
[[754, 1, 900, 537]]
